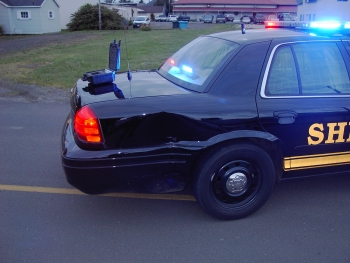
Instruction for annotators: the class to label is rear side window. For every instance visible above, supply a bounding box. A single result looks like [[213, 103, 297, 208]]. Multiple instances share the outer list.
[[344, 41, 350, 55], [266, 46, 299, 95], [265, 42, 350, 96]]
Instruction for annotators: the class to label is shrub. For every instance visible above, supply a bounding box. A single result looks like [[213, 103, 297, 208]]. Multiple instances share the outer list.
[[67, 4, 124, 31], [0, 25, 3, 35], [140, 24, 151, 31]]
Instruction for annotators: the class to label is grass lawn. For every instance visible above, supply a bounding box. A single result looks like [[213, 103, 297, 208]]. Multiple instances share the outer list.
[[0, 25, 238, 89]]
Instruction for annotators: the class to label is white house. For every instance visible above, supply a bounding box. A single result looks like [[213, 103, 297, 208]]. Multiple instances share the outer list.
[[55, 0, 99, 29], [296, 0, 350, 22], [0, 0, 61, 34]]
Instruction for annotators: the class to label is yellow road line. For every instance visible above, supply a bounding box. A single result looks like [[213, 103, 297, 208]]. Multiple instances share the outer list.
[[0, 184, 196, 201]]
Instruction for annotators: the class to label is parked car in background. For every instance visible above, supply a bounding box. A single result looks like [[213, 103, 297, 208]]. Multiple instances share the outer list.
[[253, 14, 265, 24], [225, 14, 235, 22], [278, 14, 294, 21], [167, 15, 177, 22], [177, 15, 190, 22], [132, 16, 150, 28], [216, 14, 226, 23], [155, 14, 167, 22], [203, 14, 213, 23], [240, 16, 251, 24], [267, 15, 279, 21], [198, 15, 204, 22]]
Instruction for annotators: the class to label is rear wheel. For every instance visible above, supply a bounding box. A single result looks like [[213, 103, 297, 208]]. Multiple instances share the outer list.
[[193, 143, 276, 220]]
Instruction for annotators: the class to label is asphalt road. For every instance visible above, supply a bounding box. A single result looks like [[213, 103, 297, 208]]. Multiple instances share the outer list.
[[1, 95, 350, 262]]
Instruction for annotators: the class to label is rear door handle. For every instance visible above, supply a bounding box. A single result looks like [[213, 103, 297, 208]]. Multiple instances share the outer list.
[[273, 111, 298, 124]]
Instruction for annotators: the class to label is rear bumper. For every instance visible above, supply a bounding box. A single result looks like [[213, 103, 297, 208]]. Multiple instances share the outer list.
[[61, 115, 193, 195]]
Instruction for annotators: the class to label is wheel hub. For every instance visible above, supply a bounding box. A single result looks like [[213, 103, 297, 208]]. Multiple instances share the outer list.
[[212, 160, 257, 201], [226, 172, 248, 194]]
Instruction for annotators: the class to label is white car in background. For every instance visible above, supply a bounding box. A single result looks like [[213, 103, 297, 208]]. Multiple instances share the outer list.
[[155, 15, 167, 22], [267, 15, 279, 21], [167, 15, 177, 22], [133, 16, 150, 28]]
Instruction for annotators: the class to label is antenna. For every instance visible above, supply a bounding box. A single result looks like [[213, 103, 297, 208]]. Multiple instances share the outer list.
[[122, 12, 132, 98]]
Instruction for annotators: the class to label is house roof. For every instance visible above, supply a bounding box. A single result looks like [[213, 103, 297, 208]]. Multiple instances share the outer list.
[[138, 5, 164, 13], [0, 0, 59, 7], [173, 0, 297, 5], [141, 0, 158, 6]]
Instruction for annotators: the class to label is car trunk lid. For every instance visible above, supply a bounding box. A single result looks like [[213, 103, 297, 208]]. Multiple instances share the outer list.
[[73, 70, 191, 108]]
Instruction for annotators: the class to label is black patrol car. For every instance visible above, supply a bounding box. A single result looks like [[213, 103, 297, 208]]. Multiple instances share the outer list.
[[61, 28, 350, 220]]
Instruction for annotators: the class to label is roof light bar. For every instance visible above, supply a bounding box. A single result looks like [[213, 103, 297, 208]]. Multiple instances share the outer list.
[[310, 21, 341, 29], [265, 20, 350, 36]]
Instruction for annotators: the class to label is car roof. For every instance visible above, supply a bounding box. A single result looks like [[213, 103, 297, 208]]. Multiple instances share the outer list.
[[208, 29, 330, 45]]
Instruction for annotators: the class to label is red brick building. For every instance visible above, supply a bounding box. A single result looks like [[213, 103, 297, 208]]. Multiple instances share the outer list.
[[172, 0, 297, 21]]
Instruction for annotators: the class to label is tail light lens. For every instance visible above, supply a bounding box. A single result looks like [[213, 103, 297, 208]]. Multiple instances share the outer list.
[[266, 22, 275, 28], [74, 106, 103, 143]]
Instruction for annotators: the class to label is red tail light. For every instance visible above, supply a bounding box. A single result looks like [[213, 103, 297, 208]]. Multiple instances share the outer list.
[[74, 106, 103, 143], [266, 22, 275, 28]]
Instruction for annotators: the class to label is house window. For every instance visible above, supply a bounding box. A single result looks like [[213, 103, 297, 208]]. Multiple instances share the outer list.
[[48, 10, 55, 19], [17, 10, 31, 20], [21, 12, 29, 18]]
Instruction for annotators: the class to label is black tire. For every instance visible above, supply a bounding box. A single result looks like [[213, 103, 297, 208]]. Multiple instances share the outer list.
[[193, 143, 275, 220]]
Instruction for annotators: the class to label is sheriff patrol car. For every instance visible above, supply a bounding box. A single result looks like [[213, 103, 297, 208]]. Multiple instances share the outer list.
[[61, 23, 350, 220]]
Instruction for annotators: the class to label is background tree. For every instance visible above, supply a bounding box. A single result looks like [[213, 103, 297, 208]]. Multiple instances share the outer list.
[[155, 0, 172, 14], [67, 4, 124, 31]]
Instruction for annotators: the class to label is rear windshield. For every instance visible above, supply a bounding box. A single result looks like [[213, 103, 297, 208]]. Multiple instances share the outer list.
[[158, 36, 239, 92]]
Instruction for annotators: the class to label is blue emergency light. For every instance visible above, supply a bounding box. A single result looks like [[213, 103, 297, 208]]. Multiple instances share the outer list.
[[265, 19, 350, 36], [310, 21, 341, 29]]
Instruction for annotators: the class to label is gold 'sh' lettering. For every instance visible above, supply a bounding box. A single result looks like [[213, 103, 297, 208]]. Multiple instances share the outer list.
[[308, 122, 350, 145], [325, 122, 347, 144], [308, 123, 324, 145]]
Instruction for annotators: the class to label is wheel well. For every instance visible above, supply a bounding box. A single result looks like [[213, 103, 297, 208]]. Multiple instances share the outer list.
[[189, 138, 284, 184]]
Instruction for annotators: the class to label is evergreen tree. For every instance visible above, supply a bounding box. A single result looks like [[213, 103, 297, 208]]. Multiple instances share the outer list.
[[67, 4, 124, 31]]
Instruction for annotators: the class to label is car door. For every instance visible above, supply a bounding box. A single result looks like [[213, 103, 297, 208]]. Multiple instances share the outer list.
[[256, 39, 350, 176]]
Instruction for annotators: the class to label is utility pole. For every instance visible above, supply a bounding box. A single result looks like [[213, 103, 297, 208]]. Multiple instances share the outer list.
[[98, 0, 102, 30]]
